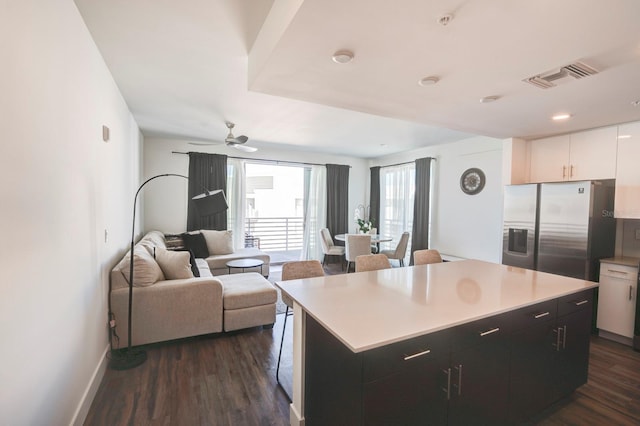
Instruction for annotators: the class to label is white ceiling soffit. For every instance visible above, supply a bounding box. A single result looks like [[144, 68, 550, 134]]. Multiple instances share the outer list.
[[249, 0, 640, 140], [75, 0, 474, 158]]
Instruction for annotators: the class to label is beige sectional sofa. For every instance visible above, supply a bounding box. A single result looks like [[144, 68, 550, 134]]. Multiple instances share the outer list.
[[110, 230, 276, 347]]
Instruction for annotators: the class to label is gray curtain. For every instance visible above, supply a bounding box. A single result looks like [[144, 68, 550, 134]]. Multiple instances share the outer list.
[[187, 152, 228, 231], [410, 157, 433, 264], [326, 164, 350, 243], [369, 166, 381, 231]]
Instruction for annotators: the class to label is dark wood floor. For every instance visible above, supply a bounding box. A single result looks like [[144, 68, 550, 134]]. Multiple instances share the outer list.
[[85, 263, 640, 425]]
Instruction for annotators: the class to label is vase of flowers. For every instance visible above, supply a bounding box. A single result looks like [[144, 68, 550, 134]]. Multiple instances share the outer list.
[[354, 207, 373, 233], [357, 218, 373, 233]]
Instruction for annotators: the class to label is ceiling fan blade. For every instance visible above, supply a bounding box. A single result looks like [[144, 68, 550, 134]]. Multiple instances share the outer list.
[[188, 141, 218, 146], [226, 135, 248, 144], [232, 144, 257, 153]]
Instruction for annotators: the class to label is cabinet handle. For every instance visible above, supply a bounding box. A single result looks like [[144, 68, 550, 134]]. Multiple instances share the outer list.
[[554, 327, 562, 351], [562, 165, 567, 178], [570, 165, 574, 177], [534, 311, 550, 319], [574, 300, 589, 306], [442, 368, 451, 400], [479, 327, 500, 337], [630, 285, 633, 301], [453, 364, 463, 396], [403, 349, 431, 361], [562, 325, 567, 350], [608, 269, 629, 275]]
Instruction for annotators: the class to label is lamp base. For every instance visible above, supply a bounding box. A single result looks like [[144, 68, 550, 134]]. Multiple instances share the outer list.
[[109, 347, 147, 370]]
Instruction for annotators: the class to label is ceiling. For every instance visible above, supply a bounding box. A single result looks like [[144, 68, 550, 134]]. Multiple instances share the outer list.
[[75, 0, 640, 159]]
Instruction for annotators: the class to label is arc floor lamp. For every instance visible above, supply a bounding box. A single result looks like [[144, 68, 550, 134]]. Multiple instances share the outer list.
[[109, 173, 228, 370]]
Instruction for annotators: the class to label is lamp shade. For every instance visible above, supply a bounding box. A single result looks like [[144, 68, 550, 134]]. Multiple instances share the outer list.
[[192, 189, 228, 216]]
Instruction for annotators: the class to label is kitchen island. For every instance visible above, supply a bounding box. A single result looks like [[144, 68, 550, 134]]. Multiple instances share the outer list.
[[276, 259, 597, 425]]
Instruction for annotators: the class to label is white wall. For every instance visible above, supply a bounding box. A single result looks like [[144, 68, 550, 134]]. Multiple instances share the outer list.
[[142, 139, 369, 234], [0, 1, 142, 424], [371, 136, 505, 263]]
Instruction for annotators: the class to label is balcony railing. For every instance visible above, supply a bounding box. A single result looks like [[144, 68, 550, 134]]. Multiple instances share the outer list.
[[245, 217, 304, 252]]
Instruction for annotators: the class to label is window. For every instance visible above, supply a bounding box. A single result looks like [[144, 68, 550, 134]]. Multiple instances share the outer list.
[[379, 163, 415, 263]]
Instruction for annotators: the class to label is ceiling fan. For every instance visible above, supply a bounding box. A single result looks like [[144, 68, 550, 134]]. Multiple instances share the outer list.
[[223, 121, 256, 152], [189, 121, 257, 152]]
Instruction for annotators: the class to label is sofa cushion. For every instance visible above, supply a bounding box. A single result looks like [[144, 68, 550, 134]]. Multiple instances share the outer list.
[[155, 248, 194, 280], [138, 230, 167, 255], [218, 273, 277, 310], [122, 245, 165, 287], [201, 229, 234, 255], [195, 258, 213, 278], [181, 232, 210, 258]]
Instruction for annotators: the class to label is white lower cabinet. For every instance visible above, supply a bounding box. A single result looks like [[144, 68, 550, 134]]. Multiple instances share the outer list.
[[597, 260, 638, 342]]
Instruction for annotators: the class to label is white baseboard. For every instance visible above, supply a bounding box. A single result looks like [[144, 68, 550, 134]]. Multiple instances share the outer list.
[[70, 344, 110, 426]]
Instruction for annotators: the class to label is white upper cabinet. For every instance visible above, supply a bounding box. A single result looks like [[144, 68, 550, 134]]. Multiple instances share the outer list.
[[529, 135, 570, 182], [569, 127, 618, 180], [528, 126, 618, 183], [615, 121, 640, 218]]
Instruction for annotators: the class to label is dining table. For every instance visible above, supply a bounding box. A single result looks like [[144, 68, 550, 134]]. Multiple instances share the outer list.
[[334, 233, 393, 253]]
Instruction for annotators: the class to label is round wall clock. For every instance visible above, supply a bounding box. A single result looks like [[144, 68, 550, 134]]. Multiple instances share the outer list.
[[460, 168, 485, 195]]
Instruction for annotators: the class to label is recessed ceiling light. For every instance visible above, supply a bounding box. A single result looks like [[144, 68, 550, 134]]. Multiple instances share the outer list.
[[332, 50, 354, 64], [418, 76, 440, 86], [632, 100, 640, 107], [552, 113, 572, 121], [480, 96, 500, 103], [618, 134, 632, 139]]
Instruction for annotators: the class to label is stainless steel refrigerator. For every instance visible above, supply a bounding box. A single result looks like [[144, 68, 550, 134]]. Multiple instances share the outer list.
[[502, 180, 616, 282]]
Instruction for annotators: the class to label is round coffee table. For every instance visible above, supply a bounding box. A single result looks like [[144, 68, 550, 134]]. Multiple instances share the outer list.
[[226, 258, 264, 275]]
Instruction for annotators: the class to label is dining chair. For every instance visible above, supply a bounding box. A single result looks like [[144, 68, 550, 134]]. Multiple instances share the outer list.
[[380, 232, 410, 266], [319, 228, 345, 269], [276, 260, 325, 400], [345, 234, 372, 273], [355, 253, 392, 272], [413, 249, 443, 265]]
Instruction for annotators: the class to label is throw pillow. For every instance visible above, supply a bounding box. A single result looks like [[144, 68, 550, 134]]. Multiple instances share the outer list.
[[181, 232, 210, 258], [201, 229, 234, 255], [173, 248, 200, 277], [155, 247, 194, 280], [122, 245, 165, 287]]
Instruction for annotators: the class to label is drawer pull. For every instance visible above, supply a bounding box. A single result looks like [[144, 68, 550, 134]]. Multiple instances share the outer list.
[[574, 300, 589, 306], [534, 311, 550, 319], [608, 269, 629, 275], [479, 327, 500, 337], [404, 349, 431, 361], [630, 285, 633, 301]]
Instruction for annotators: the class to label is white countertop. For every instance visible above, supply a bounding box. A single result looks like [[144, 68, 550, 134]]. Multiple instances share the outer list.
[[600, 256, 640, 268], [276, 259, 597, 353]]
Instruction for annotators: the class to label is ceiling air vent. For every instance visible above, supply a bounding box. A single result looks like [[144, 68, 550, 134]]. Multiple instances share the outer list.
[[523, 61, 599, 89]]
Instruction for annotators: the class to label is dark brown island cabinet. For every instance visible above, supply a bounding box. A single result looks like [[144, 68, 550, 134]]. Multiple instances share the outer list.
[[304, 289, 593, 425]]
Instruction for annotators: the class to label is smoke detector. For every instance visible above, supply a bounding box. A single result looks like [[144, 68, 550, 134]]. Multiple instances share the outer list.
[[524, 61, 599, 89]]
